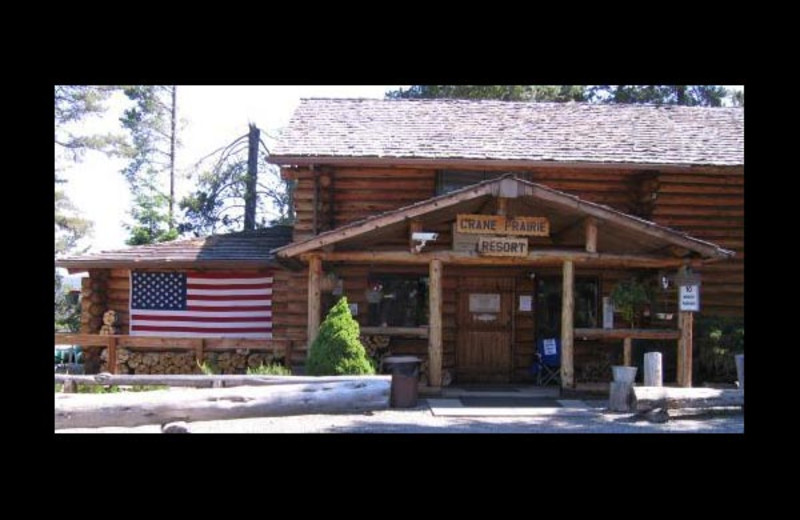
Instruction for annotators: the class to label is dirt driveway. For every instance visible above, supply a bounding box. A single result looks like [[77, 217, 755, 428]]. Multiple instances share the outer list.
[[56, 400, 743, 433]]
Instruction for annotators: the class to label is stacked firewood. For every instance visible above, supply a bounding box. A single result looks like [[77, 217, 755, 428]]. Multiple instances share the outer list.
[[99, 348, 283, 375], [360, 335, 391, 360], [418, 359, 453, 387]]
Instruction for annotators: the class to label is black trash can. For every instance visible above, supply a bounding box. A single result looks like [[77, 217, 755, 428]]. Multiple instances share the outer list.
[[382, 356, 421, 408]]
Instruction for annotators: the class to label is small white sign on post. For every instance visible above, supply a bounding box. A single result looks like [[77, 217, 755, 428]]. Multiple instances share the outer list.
[[602, 296, 614, 329], [679, 284, 700, 312], [543, 338, 557, 356]]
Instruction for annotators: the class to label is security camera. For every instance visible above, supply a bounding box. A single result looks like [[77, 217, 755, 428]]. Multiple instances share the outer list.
[[412, 232, 438, 241]]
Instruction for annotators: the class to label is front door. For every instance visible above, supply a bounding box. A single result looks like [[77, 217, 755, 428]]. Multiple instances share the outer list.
[[456, 277, 513, 383]]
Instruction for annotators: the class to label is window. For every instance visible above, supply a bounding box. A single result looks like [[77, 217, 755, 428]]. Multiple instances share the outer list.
[[436, 170, 533, 195], [535, 276, 599, 337], [366, 274, 429, 327]]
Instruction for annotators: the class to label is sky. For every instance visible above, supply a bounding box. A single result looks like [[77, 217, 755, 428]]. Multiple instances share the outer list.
[[59, 85, 406, 254], [59, 84, 742, 255]]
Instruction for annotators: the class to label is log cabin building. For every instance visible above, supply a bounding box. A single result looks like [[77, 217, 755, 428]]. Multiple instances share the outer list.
[[56, 98, 743, 389]]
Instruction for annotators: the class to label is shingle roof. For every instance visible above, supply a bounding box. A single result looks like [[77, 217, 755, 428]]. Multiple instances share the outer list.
[[55, 226, 293, 270], [271, 98, 744, 166]]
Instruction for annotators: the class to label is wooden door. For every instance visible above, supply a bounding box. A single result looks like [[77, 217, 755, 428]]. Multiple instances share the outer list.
[[456, 277, 513, 383]]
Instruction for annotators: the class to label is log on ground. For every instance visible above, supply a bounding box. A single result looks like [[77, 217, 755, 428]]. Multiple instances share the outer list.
[[54, 373, 390, 388], [632, 386, 744, 412], [55, 377, 391, 429]]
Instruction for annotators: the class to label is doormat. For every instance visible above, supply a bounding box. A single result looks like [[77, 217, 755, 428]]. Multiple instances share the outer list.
[[461, 386, 520, 392], [460, 396, 561, 408]]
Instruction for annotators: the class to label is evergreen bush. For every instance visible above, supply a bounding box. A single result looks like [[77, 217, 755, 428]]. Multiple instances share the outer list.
[[306, 296, 375, 375]]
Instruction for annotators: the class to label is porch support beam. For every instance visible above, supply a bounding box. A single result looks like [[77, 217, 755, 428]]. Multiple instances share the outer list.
[[585, 217, 598, 253], [428, 259, 443, 388], [307, 254, 322, 349], [409, 220, 423, 254], [677, 311, 694, 387], [302, 250, 704, 269], [561, 259, 575, 389]]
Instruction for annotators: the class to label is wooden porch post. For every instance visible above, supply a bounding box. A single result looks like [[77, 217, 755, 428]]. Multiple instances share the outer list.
[[623, 337, 632, 366], [677, 311, 694, 387], [307, 254, 322, 349], [428, 259, 443, 388], [561, 260, 575, 389], [585, 217, 598, 253]]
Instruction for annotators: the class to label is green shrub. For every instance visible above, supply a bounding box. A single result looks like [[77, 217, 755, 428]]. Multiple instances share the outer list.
[[247, 363, 292, 376], [695, 315, 744, 383], [306, 296, 375, 376], [197, 359, 217, 375]]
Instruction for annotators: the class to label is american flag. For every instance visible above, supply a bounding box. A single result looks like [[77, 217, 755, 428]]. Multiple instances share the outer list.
[[129, 270, 273, 338]]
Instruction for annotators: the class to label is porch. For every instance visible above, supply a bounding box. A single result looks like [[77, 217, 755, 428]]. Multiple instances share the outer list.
[[275, 176, 733, 390]]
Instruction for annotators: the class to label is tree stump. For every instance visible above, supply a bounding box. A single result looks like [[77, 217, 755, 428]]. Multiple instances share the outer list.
[[609, 381, 633, 412], [644, 352, 663, 387]]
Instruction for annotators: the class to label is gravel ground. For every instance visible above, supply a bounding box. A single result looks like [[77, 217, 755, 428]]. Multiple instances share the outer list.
[[56, 401, 744, 434]]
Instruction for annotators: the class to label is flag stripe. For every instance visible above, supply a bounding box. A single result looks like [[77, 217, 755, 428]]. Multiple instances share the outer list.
[[132, 314, 272, 323], [130, 270, 274, 338], [187, 282, 272, 290], [130, 310, 272, 318], [132, 331, 272, 338], [188, 300, 272, 307], [186, 304, 271, 312], [133, 325, 271, 334], [187, 289, 272, 304], [187, 288, 273, 296], [186, 272, 269, 279], [133, 320, 272, 329]]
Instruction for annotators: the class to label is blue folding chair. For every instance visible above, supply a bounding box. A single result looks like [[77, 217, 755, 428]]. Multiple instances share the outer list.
[[531, 337, 561, 386]]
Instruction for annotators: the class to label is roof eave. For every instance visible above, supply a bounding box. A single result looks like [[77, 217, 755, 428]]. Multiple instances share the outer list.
[[54, 259, 281, 271], [267, 155, 744, 172]]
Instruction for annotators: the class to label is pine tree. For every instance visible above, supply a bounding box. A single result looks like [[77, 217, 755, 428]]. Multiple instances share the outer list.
[[306, 297, 375, 375], [119, 85, 180, 244]]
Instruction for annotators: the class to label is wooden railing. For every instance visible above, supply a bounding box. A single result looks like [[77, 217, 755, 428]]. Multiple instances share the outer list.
[[55, 333, 293, 374], [360, 326, 429, 338], [574, 327, 681, 368]]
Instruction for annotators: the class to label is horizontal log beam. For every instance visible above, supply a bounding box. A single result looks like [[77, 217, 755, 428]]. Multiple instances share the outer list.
[[55, 373, 390, 388], [574, 328, 681, 340], [360, 326, 429, 338], [55, 377, 392, 429], [632, 386, 744, 412], [302, 250, 705, 268], [55, 334, 289, 352]]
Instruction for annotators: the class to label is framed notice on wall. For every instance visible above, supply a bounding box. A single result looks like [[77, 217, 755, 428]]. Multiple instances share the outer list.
[[469, 293, 501, 313]]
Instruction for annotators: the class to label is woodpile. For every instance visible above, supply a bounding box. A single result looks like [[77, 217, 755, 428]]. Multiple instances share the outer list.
[[361, 334, 390, 360], [419, 358, 452, 387], [99, 348, 284, 375], [80, 269, 110, 373]]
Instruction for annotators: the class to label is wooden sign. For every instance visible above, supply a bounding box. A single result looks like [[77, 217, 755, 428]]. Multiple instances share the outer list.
[[457, 214, 505, 234], [452, 223, 479, 252], [477, 236, 528, 257], [679, 284, 700, 312], [456, 214, 549, 236], [503, 216, 550, 236]]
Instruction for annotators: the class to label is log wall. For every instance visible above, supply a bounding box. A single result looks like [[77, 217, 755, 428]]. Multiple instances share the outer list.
[[285, 164, 743, 318], [72, 164, 742, 377], [78, 267, 298, 373]]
